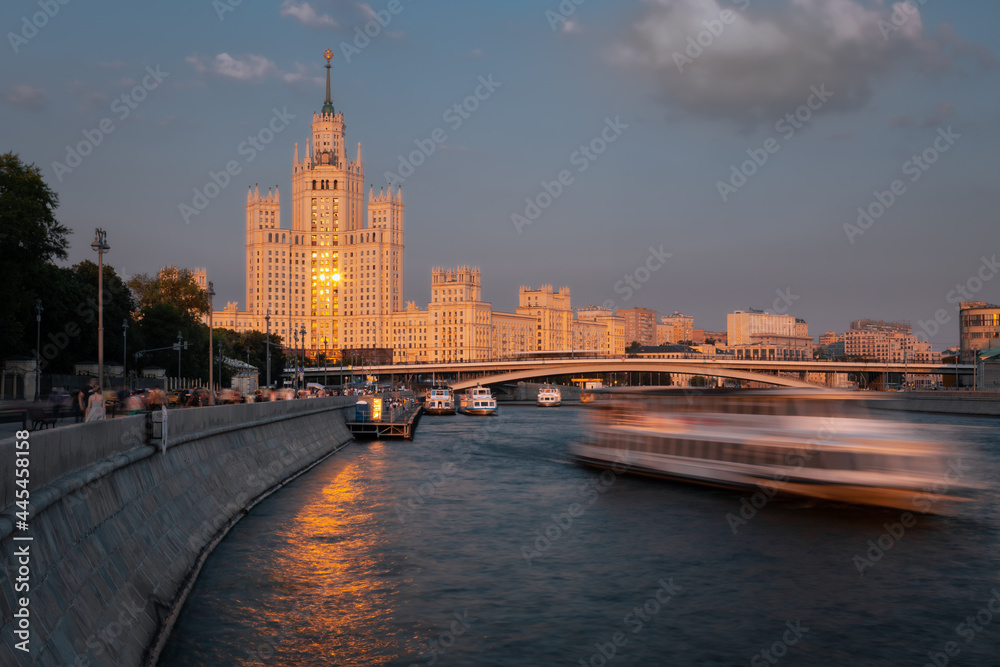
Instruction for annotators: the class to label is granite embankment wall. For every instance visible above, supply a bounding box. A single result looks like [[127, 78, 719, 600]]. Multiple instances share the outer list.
[[867, 391, 1000, 416], [0, 397, 355, 667]]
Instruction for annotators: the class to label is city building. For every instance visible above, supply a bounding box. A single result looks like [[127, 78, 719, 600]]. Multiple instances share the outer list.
[[619, 307, 658, 346], [212, 51, 401, 355], [959, 302, 1000, 364], [819, 331, 841, 347], [658, 310, 694, 344], [210, 52, 629, 368], [844, 319, 934, 363], [726, 309, 812, 361]]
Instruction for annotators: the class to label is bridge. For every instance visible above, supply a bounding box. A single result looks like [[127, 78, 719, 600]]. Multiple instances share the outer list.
[[294, 358, 972, 390]]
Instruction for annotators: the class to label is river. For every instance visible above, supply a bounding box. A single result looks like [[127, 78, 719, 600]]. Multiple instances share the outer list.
[[160, 404, 1000, 666]]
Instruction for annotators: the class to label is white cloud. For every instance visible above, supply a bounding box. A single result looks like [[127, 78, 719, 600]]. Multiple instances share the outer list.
[[280, 0, 339, 29], [187, 53, 279, 82], [615, 0, 993, 126], [6, 84, 47, 110]]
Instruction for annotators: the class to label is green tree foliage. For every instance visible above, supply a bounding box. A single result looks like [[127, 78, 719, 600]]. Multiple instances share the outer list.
[[0, 153, 70, 354], [128, 266, 209, 317]]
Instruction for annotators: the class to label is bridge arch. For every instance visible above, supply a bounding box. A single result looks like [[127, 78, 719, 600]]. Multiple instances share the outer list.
[[448, 362, 818, 391]]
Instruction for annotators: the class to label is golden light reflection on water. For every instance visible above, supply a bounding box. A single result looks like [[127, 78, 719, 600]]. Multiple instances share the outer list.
[[250, 444, 410, 666]]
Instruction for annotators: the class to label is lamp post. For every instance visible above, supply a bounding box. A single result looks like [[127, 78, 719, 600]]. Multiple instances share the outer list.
[[324, 337, 328, 387], [208, 281, 215, 405], [293, 328, 299, 391], [265, 310, 271, 389], [122, 319, 129, 391], [34, 299, 43, 402], [90, 228, 110, 391], [300, 324, 307, 390], [175, 331, 186, 383]]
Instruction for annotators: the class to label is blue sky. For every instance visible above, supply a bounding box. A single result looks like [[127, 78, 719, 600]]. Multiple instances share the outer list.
[[2, 0, 998, 348]]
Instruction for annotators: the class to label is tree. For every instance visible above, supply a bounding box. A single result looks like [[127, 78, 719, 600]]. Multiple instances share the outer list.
[[625, 341, 642, 355], [704, 338, 717, 345], [128, 266, 209, 317], [0, 153, 71, 354]]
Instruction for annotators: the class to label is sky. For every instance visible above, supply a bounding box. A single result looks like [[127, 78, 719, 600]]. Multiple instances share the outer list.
[[2, 0, 998, 350]]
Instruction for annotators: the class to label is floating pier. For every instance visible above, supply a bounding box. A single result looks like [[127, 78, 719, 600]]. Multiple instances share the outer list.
[[346, 394, 423, 440]]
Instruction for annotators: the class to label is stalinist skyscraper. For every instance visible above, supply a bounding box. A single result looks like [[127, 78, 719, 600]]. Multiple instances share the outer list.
[[216, 50, 403, 357]]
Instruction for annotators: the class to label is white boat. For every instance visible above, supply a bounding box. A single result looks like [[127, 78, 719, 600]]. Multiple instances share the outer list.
[[536, 385, 562, 407], [425, 385, 456, 415], [458, 385, 498, 416], [570, 390, 972, 512]]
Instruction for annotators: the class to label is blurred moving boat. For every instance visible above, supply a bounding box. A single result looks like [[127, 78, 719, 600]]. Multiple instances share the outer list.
[[425, 385, 456, 415], [537, 385, 562, 407], [459, 385, 498, 416], [570, 390, 971, 512]]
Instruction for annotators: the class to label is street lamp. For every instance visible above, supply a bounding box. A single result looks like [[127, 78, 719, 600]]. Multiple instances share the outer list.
[[208, 281, 215, 405], [265, 310, 271, 389], [34, 299, 43, 402], [122, 319, 129, 391], [324, 337, 328, 387], [293, 327, 299, 391], [300, 324, 307, 390], [90, 228, 110, 391], [174, 331, 188, 384]]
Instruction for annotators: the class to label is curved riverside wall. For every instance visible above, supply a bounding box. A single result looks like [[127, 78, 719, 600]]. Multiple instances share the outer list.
[[0, 397, 355, 667]]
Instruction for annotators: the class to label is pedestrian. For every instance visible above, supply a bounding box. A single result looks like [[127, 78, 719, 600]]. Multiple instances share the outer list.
[[85, 384, 107, 421]]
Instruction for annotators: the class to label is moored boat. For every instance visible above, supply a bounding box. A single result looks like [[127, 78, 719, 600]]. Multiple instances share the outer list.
[[536, 385, 562, 407], [425, 385, 456, 415], [458, 385, 498, 416], [570, 390, 973, 513]]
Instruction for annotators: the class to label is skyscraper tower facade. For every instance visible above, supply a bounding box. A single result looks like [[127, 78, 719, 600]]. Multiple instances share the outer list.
[[220, 50, 404, 357]]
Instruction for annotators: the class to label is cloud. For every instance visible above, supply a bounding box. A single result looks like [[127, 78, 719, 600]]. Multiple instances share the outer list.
[[280, 0, 338, 29], [187, 53, 279, 82], [888, 114, 915, 128], [923, 101, 954, 126], [615, 0, 993, 127], [561, 19, 582, 34], [5, 84, 47, 110], [187, 53, 324, 91]]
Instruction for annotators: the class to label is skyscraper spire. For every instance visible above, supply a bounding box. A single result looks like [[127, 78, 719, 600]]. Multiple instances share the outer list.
[[321, 49, 335, 116]]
